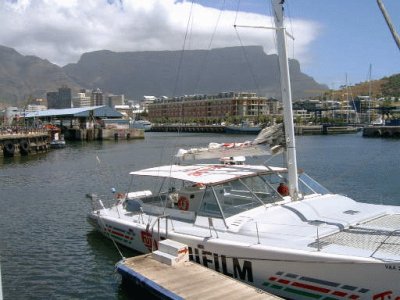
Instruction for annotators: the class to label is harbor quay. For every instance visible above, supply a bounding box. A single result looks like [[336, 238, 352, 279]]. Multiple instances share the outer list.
[[150, 124, 360, 135], [150, 124, 225, 133], [0, 127, 50, 157], [362, 125, 400, 137]]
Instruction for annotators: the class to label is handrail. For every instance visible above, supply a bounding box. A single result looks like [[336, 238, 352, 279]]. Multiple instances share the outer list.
[[150, 214, 170, 252]]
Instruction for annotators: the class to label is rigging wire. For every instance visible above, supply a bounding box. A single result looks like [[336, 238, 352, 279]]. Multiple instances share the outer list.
[[172, 0, 195, 99], [193, 0, 226, 95], [285, 0, 296, 59], [233, 0, 241, 26], [233, 28, 262, 95]]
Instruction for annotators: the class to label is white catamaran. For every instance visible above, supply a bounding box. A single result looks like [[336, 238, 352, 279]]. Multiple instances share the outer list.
[[87, 1, 400, 299]]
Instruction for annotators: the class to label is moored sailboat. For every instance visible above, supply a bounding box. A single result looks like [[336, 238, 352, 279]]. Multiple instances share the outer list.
[[87, 1, 400, 299]]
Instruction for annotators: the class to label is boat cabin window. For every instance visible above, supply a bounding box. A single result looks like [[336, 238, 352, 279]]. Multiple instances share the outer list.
[[198, 176, 280, 218], [261, 171, 330, 196], [298, 173, 330, 195]]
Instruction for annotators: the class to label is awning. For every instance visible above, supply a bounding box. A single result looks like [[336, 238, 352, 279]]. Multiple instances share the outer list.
[[130, 164, 285, 185]]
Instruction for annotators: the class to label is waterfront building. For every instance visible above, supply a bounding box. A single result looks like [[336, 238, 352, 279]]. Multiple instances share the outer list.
[[114, 105, 132, 119], [91, 88, 103, 106], [25, 104, 47, 112], [107, 94, 125, 108], [3, 107, 21, 125], [47, 86, 72, 109], [73, 92, 91, 108], [142, 96, 158, 113], [46, 92, 59, 109], [148, 92, 278, 124]]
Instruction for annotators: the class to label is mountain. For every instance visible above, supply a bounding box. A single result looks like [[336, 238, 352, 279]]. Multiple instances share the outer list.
[[320, 73, 400, 101], [0, 45, 80, 106], [63, 46, 327, 100], [0, 45, 328, 106]]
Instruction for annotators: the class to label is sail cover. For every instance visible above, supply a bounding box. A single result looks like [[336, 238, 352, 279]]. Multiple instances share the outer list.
[[176, 142, 270, 160], [176, 123, 285, 161]]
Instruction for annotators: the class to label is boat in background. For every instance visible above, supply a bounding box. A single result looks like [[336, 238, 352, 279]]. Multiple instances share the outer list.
[[130, 120, 152, 131], [50, 132, 66, 149], [87, 1, 400, 299], [44, 124, 66, 149], [224, 122, 262, 134]]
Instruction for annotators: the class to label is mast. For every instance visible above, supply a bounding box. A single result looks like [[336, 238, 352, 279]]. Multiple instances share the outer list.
[[377, 0, 400, 50], [368, 64, 372, 125], [271, 0, 299, 199]]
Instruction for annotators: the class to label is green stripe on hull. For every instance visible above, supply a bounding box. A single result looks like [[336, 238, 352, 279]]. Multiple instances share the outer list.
[[285, 287, 322, 299]]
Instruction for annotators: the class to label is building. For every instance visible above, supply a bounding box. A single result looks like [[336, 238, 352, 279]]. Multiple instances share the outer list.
[[142, 96, 159, 112], [47, 86, 72, 109], [3, 107, 21, 125], [25, 104, 47, 113], [148, 92, 279, 124], [91, 88, 103, 106], [73, 92, 91, 108], [107, 94, 125, 108], [46, 92, 59, 109]]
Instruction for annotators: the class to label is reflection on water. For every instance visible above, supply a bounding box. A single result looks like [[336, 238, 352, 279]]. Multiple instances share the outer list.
[[1, 132, 400, 299]]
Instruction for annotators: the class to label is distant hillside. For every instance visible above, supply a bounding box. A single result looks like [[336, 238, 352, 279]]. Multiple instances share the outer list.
[[63, 46, 328, 100], [321, 73, 400, 100], [0, 45, 80, 106]]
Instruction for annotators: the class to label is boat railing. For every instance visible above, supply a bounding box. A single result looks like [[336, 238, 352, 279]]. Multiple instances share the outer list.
[[150, 214, 170, 252]]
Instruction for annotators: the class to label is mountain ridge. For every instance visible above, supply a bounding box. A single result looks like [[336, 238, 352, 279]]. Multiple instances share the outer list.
[[0, 45, 328, 106]]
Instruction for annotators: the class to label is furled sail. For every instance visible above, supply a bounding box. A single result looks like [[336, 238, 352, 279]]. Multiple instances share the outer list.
[[176, 123, 285, 161]]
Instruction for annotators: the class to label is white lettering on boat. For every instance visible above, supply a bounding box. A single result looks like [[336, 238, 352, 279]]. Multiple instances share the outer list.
[[188, 246, 253, 282]]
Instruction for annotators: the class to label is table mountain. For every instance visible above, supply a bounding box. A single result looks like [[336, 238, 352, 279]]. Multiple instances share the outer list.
[[0, 45, 80, 106], [63, 46, 327, 100], [0, 45, 327, 106]]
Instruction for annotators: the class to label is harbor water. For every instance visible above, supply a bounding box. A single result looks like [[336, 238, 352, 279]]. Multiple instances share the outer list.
[[1, 132, 400, 299]]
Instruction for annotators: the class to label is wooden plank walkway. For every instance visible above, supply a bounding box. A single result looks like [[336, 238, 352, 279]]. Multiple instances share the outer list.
[[117, 254, 281, 300]]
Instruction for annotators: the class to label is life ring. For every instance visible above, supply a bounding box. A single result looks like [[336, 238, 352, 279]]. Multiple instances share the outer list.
[[177, 196, 189, 211], [3, 142, 15, 156], [116, 192, 125, 200], [192, 182, 205, 189], [19, 140, 29, 155]]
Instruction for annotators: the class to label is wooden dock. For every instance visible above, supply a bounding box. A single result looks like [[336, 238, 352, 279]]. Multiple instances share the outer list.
[[117, 254, 281, 300]]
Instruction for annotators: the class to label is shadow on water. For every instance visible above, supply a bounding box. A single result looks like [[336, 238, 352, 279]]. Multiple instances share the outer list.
[[86, 231, 157, 300]]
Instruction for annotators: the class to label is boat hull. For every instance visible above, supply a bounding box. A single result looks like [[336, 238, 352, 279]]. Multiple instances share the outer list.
[[224, 125, 262, 134], [88, 213, 400, 299]]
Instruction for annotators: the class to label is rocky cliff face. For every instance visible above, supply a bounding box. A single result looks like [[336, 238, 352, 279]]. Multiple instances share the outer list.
[[0, 45, 80, 105], [0, 45, 327, 105], [63, 46, 327, 100]]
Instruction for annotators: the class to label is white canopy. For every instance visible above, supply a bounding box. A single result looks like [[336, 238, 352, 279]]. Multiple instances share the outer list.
[[130, 164, 285, 185]]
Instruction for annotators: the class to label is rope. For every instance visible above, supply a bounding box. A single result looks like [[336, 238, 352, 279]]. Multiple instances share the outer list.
[[96, 211, 126, 260]]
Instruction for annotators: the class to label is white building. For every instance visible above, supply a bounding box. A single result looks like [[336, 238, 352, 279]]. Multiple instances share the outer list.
[[73, 92, 91, 108], [107, 94, 125, 108]]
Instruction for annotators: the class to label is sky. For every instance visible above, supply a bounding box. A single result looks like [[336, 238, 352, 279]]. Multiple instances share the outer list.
[[0, 0, 399, 89]]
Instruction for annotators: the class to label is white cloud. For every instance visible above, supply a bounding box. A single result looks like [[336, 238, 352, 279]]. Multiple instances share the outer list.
[[0, 0, 319, 66]]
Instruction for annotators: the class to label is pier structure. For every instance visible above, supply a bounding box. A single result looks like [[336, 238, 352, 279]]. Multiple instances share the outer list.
[[0, 128, 50, 157], [117, 239, 280, 300], [150, 124, 225, 133], [25, 106, 144, 141], [150, 124, 359, 135], [363, 125, 400, 137]]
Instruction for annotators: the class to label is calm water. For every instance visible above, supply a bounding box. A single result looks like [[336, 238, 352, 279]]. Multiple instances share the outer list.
[[1, 132, 400, 299]]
